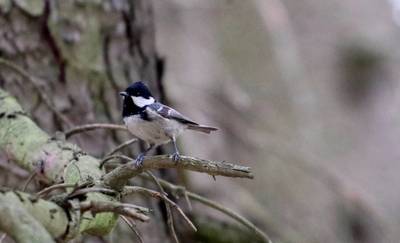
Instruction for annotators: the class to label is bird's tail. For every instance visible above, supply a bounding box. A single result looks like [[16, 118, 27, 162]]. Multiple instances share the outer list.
[[187, 124, 218, 134]]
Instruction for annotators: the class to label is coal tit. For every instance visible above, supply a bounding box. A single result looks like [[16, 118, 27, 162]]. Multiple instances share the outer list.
[[120, 81, 218, 166]]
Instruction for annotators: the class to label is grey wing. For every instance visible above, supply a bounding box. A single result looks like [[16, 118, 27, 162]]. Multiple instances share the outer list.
[[147, 102, 199, 125]]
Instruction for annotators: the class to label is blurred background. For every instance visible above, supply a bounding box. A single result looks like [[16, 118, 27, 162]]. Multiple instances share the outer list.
[[155, 0, 400, 242], [1, 0, 400, 242]]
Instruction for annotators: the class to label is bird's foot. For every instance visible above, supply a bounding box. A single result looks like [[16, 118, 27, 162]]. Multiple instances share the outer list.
[[134, 154, 145, 167], [171, 152, 180, 163]]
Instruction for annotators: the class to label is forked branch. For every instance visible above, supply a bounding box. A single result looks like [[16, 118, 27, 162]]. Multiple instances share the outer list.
[[102, 155, 254, 190]]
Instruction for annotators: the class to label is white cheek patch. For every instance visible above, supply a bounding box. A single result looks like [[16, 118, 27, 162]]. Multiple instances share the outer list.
[[131, 96, 155, 107]]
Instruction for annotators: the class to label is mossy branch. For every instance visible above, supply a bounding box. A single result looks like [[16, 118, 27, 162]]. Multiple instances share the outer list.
[[0, 190, 69, 242], [0, 89, 119, 238]]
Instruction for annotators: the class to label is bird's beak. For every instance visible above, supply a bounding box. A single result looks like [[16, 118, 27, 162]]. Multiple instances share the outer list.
[[119, 91, 128, 97]]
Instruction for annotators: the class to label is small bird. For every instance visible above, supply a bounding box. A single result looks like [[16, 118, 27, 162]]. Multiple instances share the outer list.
[[120, 81, 218, 166]]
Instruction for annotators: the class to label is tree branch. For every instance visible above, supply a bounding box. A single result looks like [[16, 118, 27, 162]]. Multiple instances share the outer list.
[[120, 215, 144, 243], [123, 186, 197, 232], [99, 154, 132, 168], [104, 138, 138, 157], [64, 123, 128, 138], [0, 190, 69, 242], [79, 201, 150, 222], [186, 191, 271, 243], [0, 89, 120, 236], [36, 183, 77, 198], [0, 202, 54, 243], [140, 175, 272, 243], [146, 171, 180, 243], [102, 155, 254, 190]]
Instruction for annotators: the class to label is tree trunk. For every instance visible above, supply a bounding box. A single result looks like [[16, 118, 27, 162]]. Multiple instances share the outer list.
[[0, 0, 167, 242]]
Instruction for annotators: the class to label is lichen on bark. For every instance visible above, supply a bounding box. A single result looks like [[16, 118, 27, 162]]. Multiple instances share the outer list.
[[0, 88, 119, 237]]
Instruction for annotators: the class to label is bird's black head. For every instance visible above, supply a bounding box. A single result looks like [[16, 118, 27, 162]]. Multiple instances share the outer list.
[[120, 81, 155, 117], [120, 81, 153, 99]]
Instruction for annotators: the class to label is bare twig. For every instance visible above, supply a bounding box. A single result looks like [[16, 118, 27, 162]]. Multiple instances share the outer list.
[[183, 191, 193, 211], [67, 187, 117, 199], [0, 160, 29, 178], [120, 215, 143, 243], [186, 192, 272, 243], [104, 138, 138, 157], [99, 154, 132, 168], [64, 123, 128, 138], [21, 171, 36, 192], [123, 185, 197, 232], [0, 57, 73, 128], [102, 155, 254, 190], [141, 175, 272, 243], [79, 201, 150, 222], [145, 171, 179, 243], [36, 183, 77, 198]]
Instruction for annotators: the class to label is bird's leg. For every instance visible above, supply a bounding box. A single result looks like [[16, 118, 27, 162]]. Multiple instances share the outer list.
[[135, 144, 154, 167], [170, 136, 180, 162]]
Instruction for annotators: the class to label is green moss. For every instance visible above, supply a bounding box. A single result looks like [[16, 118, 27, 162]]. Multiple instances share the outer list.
[[13, 0, 45, 16], [0, 92, 49, 172], [0, 89, 119, 236], [0, 190, 68, 239], [78, 193, 119, 235]]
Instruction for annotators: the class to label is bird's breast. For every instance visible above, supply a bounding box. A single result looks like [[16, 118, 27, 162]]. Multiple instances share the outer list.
[[123, 115, 168, 145], [123, 115, 187, 145]]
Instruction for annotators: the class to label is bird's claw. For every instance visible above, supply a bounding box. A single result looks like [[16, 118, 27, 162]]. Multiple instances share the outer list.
[[171, 152, 180, 163], [134, 154, 145, 167]]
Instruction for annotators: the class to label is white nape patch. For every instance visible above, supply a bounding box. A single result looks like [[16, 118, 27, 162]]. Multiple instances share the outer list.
[[131, 96, 155, 107]]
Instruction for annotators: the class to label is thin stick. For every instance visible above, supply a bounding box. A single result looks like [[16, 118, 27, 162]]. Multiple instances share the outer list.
[[79, 201, 150, 222], [36, 183, 77, 198], [0, 57, 73, 128], [141, 175, 272, 243], [105, 138, 138, 157], [123, 186, 197, 232], [64, 123, 128, 138], [183, 191, 193, 211], [120, 215, 143, 243], [0, 159, 29, 178], [99, 154, 132, 169], [21, 171, 36, 192], [67, 187, 117, 199], [186, 192, 272, 243], [146, 171, 180, 243]]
